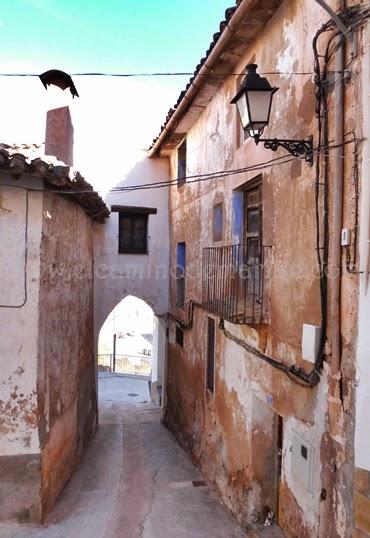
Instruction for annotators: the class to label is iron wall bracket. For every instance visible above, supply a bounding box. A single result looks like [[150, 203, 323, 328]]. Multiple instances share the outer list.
[[255, 135, 314, 165]]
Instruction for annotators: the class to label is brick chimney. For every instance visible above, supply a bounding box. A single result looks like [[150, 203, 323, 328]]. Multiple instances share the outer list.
[[45, 106, 74, 166]]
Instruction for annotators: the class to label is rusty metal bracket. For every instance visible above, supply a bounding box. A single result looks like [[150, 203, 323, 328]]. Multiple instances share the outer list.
[[255, 135, 314, 165]]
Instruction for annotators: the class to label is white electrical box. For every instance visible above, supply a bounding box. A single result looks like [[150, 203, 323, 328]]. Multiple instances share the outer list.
[[291, 431, 315, 492], [302, 324, 321, 364], [341, 228, 351, 246]]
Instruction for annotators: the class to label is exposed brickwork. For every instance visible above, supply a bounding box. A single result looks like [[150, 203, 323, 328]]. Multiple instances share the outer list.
[[45, 106, 74, 166]]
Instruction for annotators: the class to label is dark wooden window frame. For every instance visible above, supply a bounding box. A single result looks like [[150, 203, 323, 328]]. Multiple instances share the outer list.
[[242, 179, 263, 268], [206, 317, 216, 393], [111, 206, 157, 255], [240, 176, 263, 305]]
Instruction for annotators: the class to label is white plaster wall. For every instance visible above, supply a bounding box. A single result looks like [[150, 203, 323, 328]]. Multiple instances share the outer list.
[[355, 22, 370, 472], [152, 316, 167, 385], [0, 177, 43, 456], [93, 152, 170, 346]]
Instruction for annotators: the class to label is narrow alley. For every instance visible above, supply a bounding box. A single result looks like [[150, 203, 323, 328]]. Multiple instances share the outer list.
[[2, 1, 370, 536], [0, 375, 247, 538]]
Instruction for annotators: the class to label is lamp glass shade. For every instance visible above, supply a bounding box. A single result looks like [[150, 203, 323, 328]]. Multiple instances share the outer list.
[[243, 90, 275, 136], [231, 64, 278, 138]]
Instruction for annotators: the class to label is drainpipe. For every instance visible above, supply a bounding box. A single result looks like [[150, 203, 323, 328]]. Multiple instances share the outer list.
[[148, 0, 259, 157], [330, 35, 345, 376]]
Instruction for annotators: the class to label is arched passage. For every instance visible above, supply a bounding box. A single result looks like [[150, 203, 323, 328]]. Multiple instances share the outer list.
[[96, 295, 167, 407], [98, 295, 154, 376]]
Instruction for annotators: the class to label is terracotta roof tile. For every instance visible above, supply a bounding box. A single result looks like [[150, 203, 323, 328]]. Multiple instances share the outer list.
[[0, 143, 109, 222]]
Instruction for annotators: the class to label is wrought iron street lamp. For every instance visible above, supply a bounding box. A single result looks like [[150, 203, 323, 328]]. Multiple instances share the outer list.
[[231, 64, 313, 165]]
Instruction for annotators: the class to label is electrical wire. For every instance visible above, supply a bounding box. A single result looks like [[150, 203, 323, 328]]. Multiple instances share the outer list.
[[168, 5, 370, 387], [0, 140, 359, 199], [0, 71, 336, 78]]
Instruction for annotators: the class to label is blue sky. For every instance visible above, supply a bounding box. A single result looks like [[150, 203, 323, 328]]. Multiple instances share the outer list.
[[0, 0, 234, 191], [0, 0, 233, 73]]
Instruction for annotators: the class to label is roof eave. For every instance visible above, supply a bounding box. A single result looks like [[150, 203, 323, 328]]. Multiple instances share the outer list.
[[148, 0, 283, 158]]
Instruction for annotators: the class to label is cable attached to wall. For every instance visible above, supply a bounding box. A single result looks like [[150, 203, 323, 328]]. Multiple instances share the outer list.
[[0, 189, 29, 308], [170, 301, 318, 387], [169, 6, 370, 388]]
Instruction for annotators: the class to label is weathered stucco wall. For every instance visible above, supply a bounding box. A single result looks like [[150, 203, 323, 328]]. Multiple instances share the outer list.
[[165, 1, 362, 536], [38, 191, 96, 518], [0, 177, 96, 523], [0, 178, 44, 522]]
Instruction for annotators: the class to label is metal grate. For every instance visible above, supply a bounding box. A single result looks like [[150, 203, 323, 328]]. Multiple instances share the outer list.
[[202, 243, 266, 325]]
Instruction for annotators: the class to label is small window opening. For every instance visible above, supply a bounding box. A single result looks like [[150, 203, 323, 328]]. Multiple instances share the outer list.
[[119, 213, 148, 254], [213, 203, 223, 242], [176, 242, 186, 308], [177, 139, 187, 186], [176, 325, 184, 348], [206, 317, 215, 393]]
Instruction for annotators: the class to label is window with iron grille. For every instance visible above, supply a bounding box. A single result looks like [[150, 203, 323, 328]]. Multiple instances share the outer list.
[[176, 242, 186, 308], [177, 139, 187, 186], [206, 317, 215, 393]]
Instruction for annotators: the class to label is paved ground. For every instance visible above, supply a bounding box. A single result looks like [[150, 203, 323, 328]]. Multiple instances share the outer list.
[[98, 372, 150, 403], [0, 375, 248, 538]]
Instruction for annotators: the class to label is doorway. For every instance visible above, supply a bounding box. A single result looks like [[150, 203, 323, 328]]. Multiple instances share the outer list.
[[251, 395, 283, 525]]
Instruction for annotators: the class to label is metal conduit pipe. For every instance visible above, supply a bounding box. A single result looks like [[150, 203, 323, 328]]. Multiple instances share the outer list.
[[330, 34, 345, 375], [148, 0, 259, 157]]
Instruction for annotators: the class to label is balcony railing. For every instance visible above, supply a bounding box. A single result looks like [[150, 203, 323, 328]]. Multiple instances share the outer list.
[[202, 244, 266, 325], [97, 354, 152, 378]]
